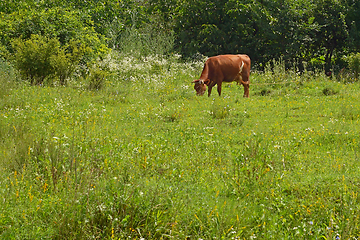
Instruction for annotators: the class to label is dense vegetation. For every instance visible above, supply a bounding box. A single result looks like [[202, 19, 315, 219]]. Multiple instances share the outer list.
[[1, 0, 360, 74], [1, 0, 360, 239]]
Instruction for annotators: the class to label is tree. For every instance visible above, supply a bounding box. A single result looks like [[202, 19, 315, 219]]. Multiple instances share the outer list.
[[346, 0, 360, 53], [174, 0, 229, 57], [308, 0, 349, 72], [174, 0, 317, 67]]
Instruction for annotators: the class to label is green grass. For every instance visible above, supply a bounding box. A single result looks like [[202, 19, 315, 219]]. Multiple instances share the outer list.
[[1, 54, 360, 239]]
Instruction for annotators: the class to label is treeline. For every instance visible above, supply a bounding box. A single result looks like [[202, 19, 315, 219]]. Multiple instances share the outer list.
[[1, 0, 360, 75], [172, 0, 360, 72]]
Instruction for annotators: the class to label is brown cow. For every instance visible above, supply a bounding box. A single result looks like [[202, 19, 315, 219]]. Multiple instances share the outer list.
[[192, 54, 251, 97]]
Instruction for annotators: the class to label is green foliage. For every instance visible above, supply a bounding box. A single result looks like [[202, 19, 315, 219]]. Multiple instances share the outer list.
[[322, 87, 338, 96], [0, 6, 110, 67], [258, 88, 272, 96], [210, 98, 230, 119], [311, 0, 349, 72], [88, 67, 110, 90], [37, 0, 142, 40], [0, 58, 17, 99], [11, 35, 59, 84], [346, 52, 360, 80], [50, 40, 87, 85], [11, 35, 87, 85], [2, 0, 360, 72], [119, 23, 174, 57], [173, 0, 358, 71], [0, 0, 38, 14], [174, 0, 233, 58]]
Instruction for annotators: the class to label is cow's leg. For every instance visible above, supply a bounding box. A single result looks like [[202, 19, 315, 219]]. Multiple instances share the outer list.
[[241, 68, 250, 98], [207, 86, 213, 97], [217, 82, 222, 96], [242, 81, 249, 98], [207, 81, 216, 97]]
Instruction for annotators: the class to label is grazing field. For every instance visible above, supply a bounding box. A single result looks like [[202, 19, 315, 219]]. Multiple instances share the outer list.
[[1, 55, 360, 239]]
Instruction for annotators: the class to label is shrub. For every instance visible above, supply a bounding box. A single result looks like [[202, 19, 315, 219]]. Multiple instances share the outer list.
[[50, 40, 87, 85], [322, 87, 338, 96], [259, 88, 271, 96], [88, 68, 110, 90], [11, 35, 59, 84], [0, 7, 110, 66], [347, 53, 360, 80], [11, 35, 87, 85]]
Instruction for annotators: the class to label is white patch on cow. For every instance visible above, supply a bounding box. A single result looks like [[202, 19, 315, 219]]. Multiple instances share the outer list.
[[238, 61, 244, 82], [240, 61, 244, 72]]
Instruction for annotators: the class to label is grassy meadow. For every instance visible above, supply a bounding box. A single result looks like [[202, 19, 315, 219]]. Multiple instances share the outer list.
[[1, 54, 360, 239]]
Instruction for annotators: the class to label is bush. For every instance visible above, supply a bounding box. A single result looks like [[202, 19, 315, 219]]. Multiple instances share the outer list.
[[322, 87, 338, 96], [259, 88, 272, 96], [50, 40, 87, 85], [347, 53, 360, 80], [0, 6, 111, 85], [11, 35, 59, 84], [0, 7, 110, 66], [11, 35, 86, 85], [88, 68, 110, 90]]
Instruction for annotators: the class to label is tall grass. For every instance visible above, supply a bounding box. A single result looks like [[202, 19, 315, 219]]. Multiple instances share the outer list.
[[118, 23, 175, 58], [1, 54, 360, 239]]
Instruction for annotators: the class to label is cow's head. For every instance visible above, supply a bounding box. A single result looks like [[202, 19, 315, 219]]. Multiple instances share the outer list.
[[192, 79, 210, 96]]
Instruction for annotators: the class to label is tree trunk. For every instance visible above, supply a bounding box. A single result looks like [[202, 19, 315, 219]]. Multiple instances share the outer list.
[[325, 47, 334, 77]]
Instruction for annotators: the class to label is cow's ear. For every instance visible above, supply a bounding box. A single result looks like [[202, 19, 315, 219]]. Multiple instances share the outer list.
[[204, 79, 210, 85], [191, 79, 199, 83]]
